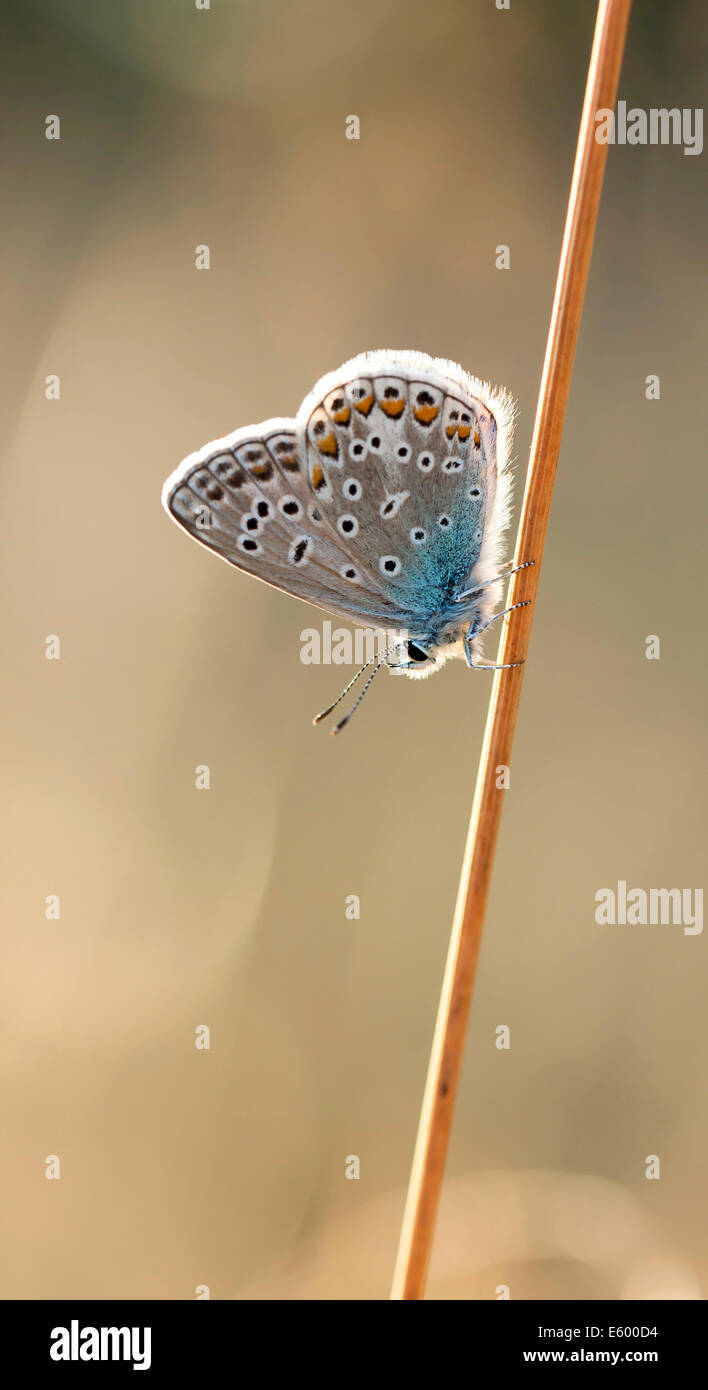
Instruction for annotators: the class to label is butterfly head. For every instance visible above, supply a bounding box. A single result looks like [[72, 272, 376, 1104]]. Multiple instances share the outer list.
[[386, 621, 471, 679]]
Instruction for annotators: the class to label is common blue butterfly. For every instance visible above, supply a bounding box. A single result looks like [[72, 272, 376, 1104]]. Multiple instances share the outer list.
[[162, 350, 532, 731]]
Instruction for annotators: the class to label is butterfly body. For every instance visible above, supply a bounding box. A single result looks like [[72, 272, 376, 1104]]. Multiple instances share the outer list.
[[163, 350, 521, 710]]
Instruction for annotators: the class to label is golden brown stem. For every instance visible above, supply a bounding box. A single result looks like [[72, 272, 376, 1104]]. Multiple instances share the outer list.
[[391, 0, 633, 1301]]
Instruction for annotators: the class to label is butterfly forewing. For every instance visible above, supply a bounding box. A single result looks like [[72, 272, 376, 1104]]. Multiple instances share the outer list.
[[299, 354, 509, 620]]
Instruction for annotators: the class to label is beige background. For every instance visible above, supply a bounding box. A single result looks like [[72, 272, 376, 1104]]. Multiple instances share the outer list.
[[2, 0, 706, 1299]]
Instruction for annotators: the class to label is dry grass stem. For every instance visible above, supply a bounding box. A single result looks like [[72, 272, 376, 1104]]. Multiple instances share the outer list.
[[391, 0, 633, 1301]]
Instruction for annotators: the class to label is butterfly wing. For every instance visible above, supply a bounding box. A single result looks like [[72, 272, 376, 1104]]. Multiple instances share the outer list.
[[163, 351, 514, 636], [297, 350, 515, 625], [162, 417, 404, 626]]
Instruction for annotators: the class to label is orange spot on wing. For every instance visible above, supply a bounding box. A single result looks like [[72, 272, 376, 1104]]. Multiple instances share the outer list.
[[332, 407, 350, 425], [354, 394, 374, 415], [473, 426, 481, 448], [457, 424, 471, 440], [311, 462, 325, 490], [380, 399, 405, 418], [414, 404, 438, 424], [316, 432, 339, 457], [445, 424, 457, 439]]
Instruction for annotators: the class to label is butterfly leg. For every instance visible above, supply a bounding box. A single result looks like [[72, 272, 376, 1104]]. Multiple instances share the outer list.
[[455, 559, 535, 605], [466, 657, 525, 669], [471, 600, 531, 641], [464, 601, 531, 670]]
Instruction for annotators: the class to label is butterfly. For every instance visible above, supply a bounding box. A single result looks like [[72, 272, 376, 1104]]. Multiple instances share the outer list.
[[162, 350, 532, 732]]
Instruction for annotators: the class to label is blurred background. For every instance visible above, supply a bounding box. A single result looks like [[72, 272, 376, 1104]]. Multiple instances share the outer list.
[[1, 0, 706, 1300]]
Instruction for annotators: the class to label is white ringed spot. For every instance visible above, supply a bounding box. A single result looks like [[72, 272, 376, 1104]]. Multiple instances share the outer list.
[[278, 495, 302, 518], [379, 555, 401, 576], [238, 535, 261, 554]]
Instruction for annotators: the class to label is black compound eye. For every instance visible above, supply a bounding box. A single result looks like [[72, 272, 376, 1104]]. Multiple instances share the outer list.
[[406, 641, 429, 663]]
